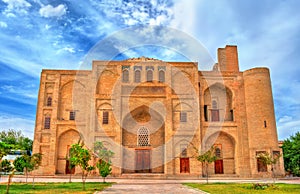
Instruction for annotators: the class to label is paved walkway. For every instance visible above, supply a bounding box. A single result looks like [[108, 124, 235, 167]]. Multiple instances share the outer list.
[[98, 182, 206, 194]]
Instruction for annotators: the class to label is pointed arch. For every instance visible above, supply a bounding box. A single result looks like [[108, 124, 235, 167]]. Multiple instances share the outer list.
[[58, 80, 86, 120], [56, 129, 82, 174], [203, 83, 233, 121], [97, 70, 118, 94]]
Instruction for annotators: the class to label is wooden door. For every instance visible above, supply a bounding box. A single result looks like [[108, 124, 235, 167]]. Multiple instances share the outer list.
[[136, 150, 151, 173], [214, 160, 223, 174], [180, 158, 190, 173], [65, 160, 75, 174], [211, 110, 220, 122]]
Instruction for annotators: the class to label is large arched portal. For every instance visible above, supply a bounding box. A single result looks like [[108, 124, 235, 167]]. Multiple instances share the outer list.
[[204, 131, 236, 175], [56, 129, 81, 174], [122, 105, 165, 173]]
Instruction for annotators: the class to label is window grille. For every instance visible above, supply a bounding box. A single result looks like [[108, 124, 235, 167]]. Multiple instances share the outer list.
[[103, 111, 109, 124], [180, 112, 187, 122], [69, 111, 76, 120], [180, 144, 188, 157], [215, 148, 221, 158], [138, 127, 149, 146], [44, 117, 51, 129], [212, 100, 218, 109]]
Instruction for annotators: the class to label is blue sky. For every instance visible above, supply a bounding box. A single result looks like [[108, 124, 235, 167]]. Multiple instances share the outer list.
[[0, 0, 299, 140]]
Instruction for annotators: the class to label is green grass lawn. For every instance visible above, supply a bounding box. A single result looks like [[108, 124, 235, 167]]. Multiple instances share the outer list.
[[0, 182, 113, 194], [184, 183, 300, 194]]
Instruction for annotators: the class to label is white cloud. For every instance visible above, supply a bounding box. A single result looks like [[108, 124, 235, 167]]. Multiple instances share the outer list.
[[170, 0, 197, 35], [0, 115, 35, 139], [2, 0, 31, 9], [55, 46, 76, 54], [277, 118, 300, 140], [124, 18, 138, 26], [1, 84, 38, 103], [278, 115, 293, 123], [2, 0, 32, 15], [39, 4, 67, 18], [0, 21, 8, 28]]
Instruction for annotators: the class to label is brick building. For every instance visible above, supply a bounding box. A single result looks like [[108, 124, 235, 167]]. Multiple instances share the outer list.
[[33, 45, 284, 177]]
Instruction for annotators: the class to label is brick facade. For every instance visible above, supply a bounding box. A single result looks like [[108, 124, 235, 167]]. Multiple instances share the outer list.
[[32, 45, 284, 177]]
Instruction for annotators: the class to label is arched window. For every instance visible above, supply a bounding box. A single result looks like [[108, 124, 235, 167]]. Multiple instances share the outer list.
[[134, 70, 141, 83], [44, 116, 51, 129], [159, 70, 165, 83], [137, 127, 149, 146], [215, 147, 221, 158], [146, 70, 153, 82], [46, 96, 52, 106], [122, 69, 129, 82]]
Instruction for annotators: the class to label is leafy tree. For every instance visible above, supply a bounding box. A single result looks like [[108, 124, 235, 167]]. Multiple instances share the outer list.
[[0, 129, 33, 151], [69, 142, 95, 190], [256, 152, 281, 182], [0, 142, 10, 160], [13, 153, 42, 183], [281, 132, 300, 176], [195, 146, 217, 184], [94, 141, 114, 182], [13, 156, 27, 172], [0, 159, 15, 194], [96, 161, 112, 183], [1, 159, 14, 173]]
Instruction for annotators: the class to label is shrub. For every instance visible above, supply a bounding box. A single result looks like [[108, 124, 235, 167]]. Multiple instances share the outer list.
[[251, 183, 279, 190]]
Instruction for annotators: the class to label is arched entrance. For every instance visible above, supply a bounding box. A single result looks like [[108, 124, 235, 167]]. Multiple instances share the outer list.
[[56, 129, 81, 174], [205, 131, 235, 175], [122, 106, 165, 173]]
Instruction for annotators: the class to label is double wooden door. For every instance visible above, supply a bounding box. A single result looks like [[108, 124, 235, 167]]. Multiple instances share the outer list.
[[214, 160, 224, 174], [180, 158, 190, 173], [136, 149, 151, 173]]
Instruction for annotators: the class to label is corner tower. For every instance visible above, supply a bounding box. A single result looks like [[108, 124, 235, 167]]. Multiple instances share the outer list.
[[243, 68, 283, 176]]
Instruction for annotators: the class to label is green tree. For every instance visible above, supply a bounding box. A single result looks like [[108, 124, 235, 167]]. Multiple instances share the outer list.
[[14, 153, 42, 183], [96, 161, 112, 183], [0, 142, 10, 160], [281, 132, 300, 176], [256, 152, 281, 182], [69, 142, 95, 190], [13, 156, 27, 172], [195, 146, 217, 184], [0, 159, 14, 174], [0, 129, 33, 151], [94, 141, 114, 182]]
